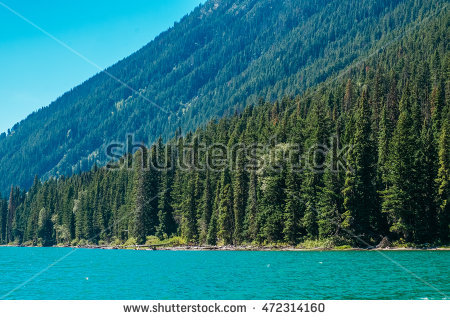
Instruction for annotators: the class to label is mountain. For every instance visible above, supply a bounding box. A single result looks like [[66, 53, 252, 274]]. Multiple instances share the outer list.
[[0, 0, 447, 196], [1, 3, 448, 247]]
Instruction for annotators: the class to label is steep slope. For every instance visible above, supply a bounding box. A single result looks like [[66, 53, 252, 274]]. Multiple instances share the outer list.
[[0, 0, 447, 195]]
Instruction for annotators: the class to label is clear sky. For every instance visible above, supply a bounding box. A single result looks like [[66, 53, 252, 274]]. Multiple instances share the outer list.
[[0, 0, 203, 134]]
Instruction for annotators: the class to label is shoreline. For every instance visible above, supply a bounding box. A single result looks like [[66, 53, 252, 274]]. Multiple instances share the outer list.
[[1, 244, 449, 251]]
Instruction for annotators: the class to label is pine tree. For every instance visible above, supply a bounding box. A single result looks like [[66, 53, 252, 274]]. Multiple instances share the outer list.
[[431, 79, 446, 139], [371, 67, 385, 135], [73, 196, 83, 241], [342, 87, 378, 243], [415, 61, 431, 116], [378, 74, 399, 224], [260, 162, 286, 243], [414, 117, 438, 243], [156, 171, 176, 239], [132, 150, 148, 244], [146, 145, 161, 234], [206, 209, 218, 246], [343, 79, 354, 112], [378, 103, 394, 187], [6, 186, 17, 243], [92, 178, 104, 243], [199, 170, 213, 243], [245, 171, 259, 242], [436, 109, 450, 243], [217, 168, 234, 245], [0, 196, 7, 244], [283, 165, 303, 244], [156, 145, 176, 239], [181, 171, 199, 243], [233, 151, 247, 245], [301, 100, 328, 239], [318, 133, 345, 240], [382, 85, 417, 242], [83, 189, 94, 241], [38, 207, 53, 246]]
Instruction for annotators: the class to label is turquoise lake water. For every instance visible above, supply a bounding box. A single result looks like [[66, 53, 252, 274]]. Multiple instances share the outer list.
[[0, 248, 448, 300]]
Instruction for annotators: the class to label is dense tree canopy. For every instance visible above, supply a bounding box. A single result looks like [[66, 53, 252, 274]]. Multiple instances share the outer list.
[[1, 6, 448, 247]]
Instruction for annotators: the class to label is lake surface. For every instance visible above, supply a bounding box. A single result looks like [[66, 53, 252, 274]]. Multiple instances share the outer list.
[[0, 248, 448, 300]]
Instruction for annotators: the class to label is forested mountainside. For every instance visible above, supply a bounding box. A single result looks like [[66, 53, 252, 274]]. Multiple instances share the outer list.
[[1, 9, 448, 248], [0, 0, 447, 196]]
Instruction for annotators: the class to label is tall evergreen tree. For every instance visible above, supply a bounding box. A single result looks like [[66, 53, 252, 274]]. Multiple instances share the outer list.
[[132, 150, 149, 244], [199, 170, 213, 244], [0, 196, 7, 244], [245, 171, 259, 242], [217, 168, 234, 245], [181, 171, 199, 243], [414, 117, 438, 242], [342, 87, 378, 243], [301, 100, 329, 239], [318, 133, 346, 240], [283, 165, 304, 244], [156, 145, 176, 239], [436, 109, 450, 243], [6, 186, 18, 243], [382, 85, 418, 242], [206, 209, 218, 246], [233, 150, 247, 245]]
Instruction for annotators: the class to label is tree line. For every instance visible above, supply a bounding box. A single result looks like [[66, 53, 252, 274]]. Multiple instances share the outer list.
[[0, 10, 449, 247]]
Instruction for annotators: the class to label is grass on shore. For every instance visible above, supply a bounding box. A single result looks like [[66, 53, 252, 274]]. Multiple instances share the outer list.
[[6, 236, 450, 250]]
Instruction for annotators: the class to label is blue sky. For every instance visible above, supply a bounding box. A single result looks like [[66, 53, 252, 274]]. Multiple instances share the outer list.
[[0, 0, 203, 134]]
